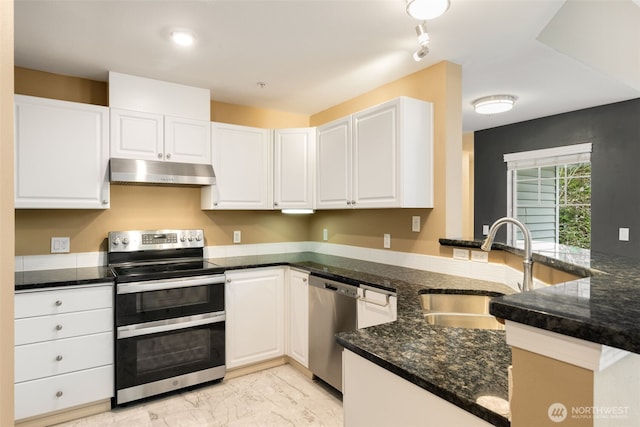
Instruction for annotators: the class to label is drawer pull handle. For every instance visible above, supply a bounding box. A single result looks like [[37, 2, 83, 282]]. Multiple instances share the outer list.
[[56, 355, 63, 362], [55, 324, 63, 331], [55, 300, 62, 306], [56, 391, 63, 398]]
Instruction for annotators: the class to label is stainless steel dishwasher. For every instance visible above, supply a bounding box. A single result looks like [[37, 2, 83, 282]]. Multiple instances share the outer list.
[[308, 275, 358, 392]]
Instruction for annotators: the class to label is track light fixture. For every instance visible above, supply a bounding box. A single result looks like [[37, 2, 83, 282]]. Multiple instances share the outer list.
[[415, 22, 429, 46], [413, 46, 429, 62], [412, 21, 429, 61]]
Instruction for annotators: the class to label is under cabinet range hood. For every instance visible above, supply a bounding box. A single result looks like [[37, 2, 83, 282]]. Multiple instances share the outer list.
[[110, 158, 216, 186]]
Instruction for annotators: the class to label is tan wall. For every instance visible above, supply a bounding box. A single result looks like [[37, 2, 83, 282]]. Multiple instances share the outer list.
[[14, 63, 460, 257], [511, 348, 593, 427], [308, 61, 462, 256], [0, 0, 15, 423]]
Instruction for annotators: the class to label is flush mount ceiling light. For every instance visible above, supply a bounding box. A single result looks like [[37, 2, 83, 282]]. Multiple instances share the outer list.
[[171, 31, 195, 46], [406, 0, 450, 20], [473, 95, 516, 115]]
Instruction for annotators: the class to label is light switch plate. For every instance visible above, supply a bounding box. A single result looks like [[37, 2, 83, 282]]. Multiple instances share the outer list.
[[323, 228, 328, 241], [412, 216, 421, 232], [51, 237, 70, 253], [233, 230, 241, 244], [482, 224, 490, 235], [383, 234, 391, 248]]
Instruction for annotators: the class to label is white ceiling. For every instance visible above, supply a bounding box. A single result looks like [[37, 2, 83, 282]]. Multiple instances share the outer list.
[[14, 0, 640, 132]]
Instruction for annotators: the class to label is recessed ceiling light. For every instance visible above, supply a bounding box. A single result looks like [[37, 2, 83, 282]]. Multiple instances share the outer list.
[[406, 0, 450, 20], [473, 95, 516, 115], [171, 31, 195, 47]]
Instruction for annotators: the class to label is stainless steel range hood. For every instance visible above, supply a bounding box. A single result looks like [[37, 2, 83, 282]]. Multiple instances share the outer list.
[[110, 158, 216, 186]]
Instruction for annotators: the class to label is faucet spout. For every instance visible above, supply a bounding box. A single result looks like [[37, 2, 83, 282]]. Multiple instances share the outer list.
[[481, 217, 534, 292]]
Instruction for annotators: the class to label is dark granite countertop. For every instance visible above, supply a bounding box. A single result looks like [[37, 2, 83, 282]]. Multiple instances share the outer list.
[[15, 266, 114, 291], [15, 252, 515, 426], [441, 238, 640, 355], [210, 252, 514, 427]]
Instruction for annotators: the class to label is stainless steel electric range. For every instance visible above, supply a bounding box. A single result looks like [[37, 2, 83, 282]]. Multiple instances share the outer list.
[[108, 229, 226, 405]]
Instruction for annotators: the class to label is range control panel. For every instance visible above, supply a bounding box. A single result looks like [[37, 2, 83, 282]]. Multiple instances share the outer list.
[[108, 229, 204, 252]]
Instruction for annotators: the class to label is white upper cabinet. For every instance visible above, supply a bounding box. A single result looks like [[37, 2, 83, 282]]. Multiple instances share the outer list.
[[202, 122, 273, 210], [14, 95, 110, 209], [109, 72, 211, 164], [109, 109, 163, 161], [317, 97, 433, 209], [273, 128, 316, 210], [316, 117, 352, 209], [110, 109, 211, 164]]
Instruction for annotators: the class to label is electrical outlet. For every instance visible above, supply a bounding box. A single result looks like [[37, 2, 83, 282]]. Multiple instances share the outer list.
[[471, 250, 489, 263], [323, 228, 328, 241], [482, 224, 490, 235], [453, 248, 469, 260], [619, 227, 630, 241], [412, 216, 421, 232], [51, 237, 70, 253], [383, 234, 391, 249], [233, 230, 241, 244]]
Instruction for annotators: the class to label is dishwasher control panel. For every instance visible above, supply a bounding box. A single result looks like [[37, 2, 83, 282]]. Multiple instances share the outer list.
[[309, 275, 358, 298]]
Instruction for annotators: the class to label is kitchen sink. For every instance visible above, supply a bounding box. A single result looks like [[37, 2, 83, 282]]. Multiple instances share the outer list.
[[419, 290, 505, 330]]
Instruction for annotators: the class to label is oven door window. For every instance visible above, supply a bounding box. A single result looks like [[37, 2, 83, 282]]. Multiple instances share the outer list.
[[117, 283, 224, 326], [116, 322, 225, 390]]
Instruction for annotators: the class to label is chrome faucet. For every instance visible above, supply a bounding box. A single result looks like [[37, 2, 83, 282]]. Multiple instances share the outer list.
[[481, 217, 534, 292]]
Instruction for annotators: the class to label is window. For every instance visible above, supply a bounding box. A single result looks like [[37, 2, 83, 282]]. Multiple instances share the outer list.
[[504, 143, 592, 250]]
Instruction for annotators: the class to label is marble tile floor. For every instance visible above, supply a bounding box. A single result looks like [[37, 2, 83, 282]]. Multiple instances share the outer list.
[[55, 365, 344, 427]]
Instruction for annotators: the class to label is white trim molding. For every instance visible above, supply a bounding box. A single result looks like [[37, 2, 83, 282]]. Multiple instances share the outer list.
[[505, 320, 630, 372]]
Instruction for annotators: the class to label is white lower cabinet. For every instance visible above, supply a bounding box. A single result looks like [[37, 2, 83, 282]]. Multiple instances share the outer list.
[[14, 284, 114, 421], [343, 350, 493, 427], [225, 268, 285, 369], [15, 366, 113, 421], [286, 269, 309, 367]]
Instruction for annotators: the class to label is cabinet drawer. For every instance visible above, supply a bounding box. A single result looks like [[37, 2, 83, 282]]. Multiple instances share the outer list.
[[15, 365, 113, 421], [15, 285, 112, 319], [356, 288, 397, 329], [15, 308, 112, 345], [15, 332, 113, 383]]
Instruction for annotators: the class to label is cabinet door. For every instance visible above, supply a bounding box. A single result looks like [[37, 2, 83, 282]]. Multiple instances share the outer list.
[[316, 117, 352, 209], [352, 100, 400, 208], [110, 108, 164, 161], [287, 269, 309, 367], [225, 268, 285, 369], [164, 116, 211, 164], [273, 128, 316, 210], [203, 123, 272, 210], [14, 95, 110, 209]]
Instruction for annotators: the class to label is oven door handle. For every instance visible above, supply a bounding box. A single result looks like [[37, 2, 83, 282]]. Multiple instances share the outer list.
[[117, 312, 226, 339], [117, 274, 226, 294]]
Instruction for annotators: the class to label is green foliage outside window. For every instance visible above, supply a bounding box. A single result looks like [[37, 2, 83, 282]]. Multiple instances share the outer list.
[[558, 164, 591, 249]]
